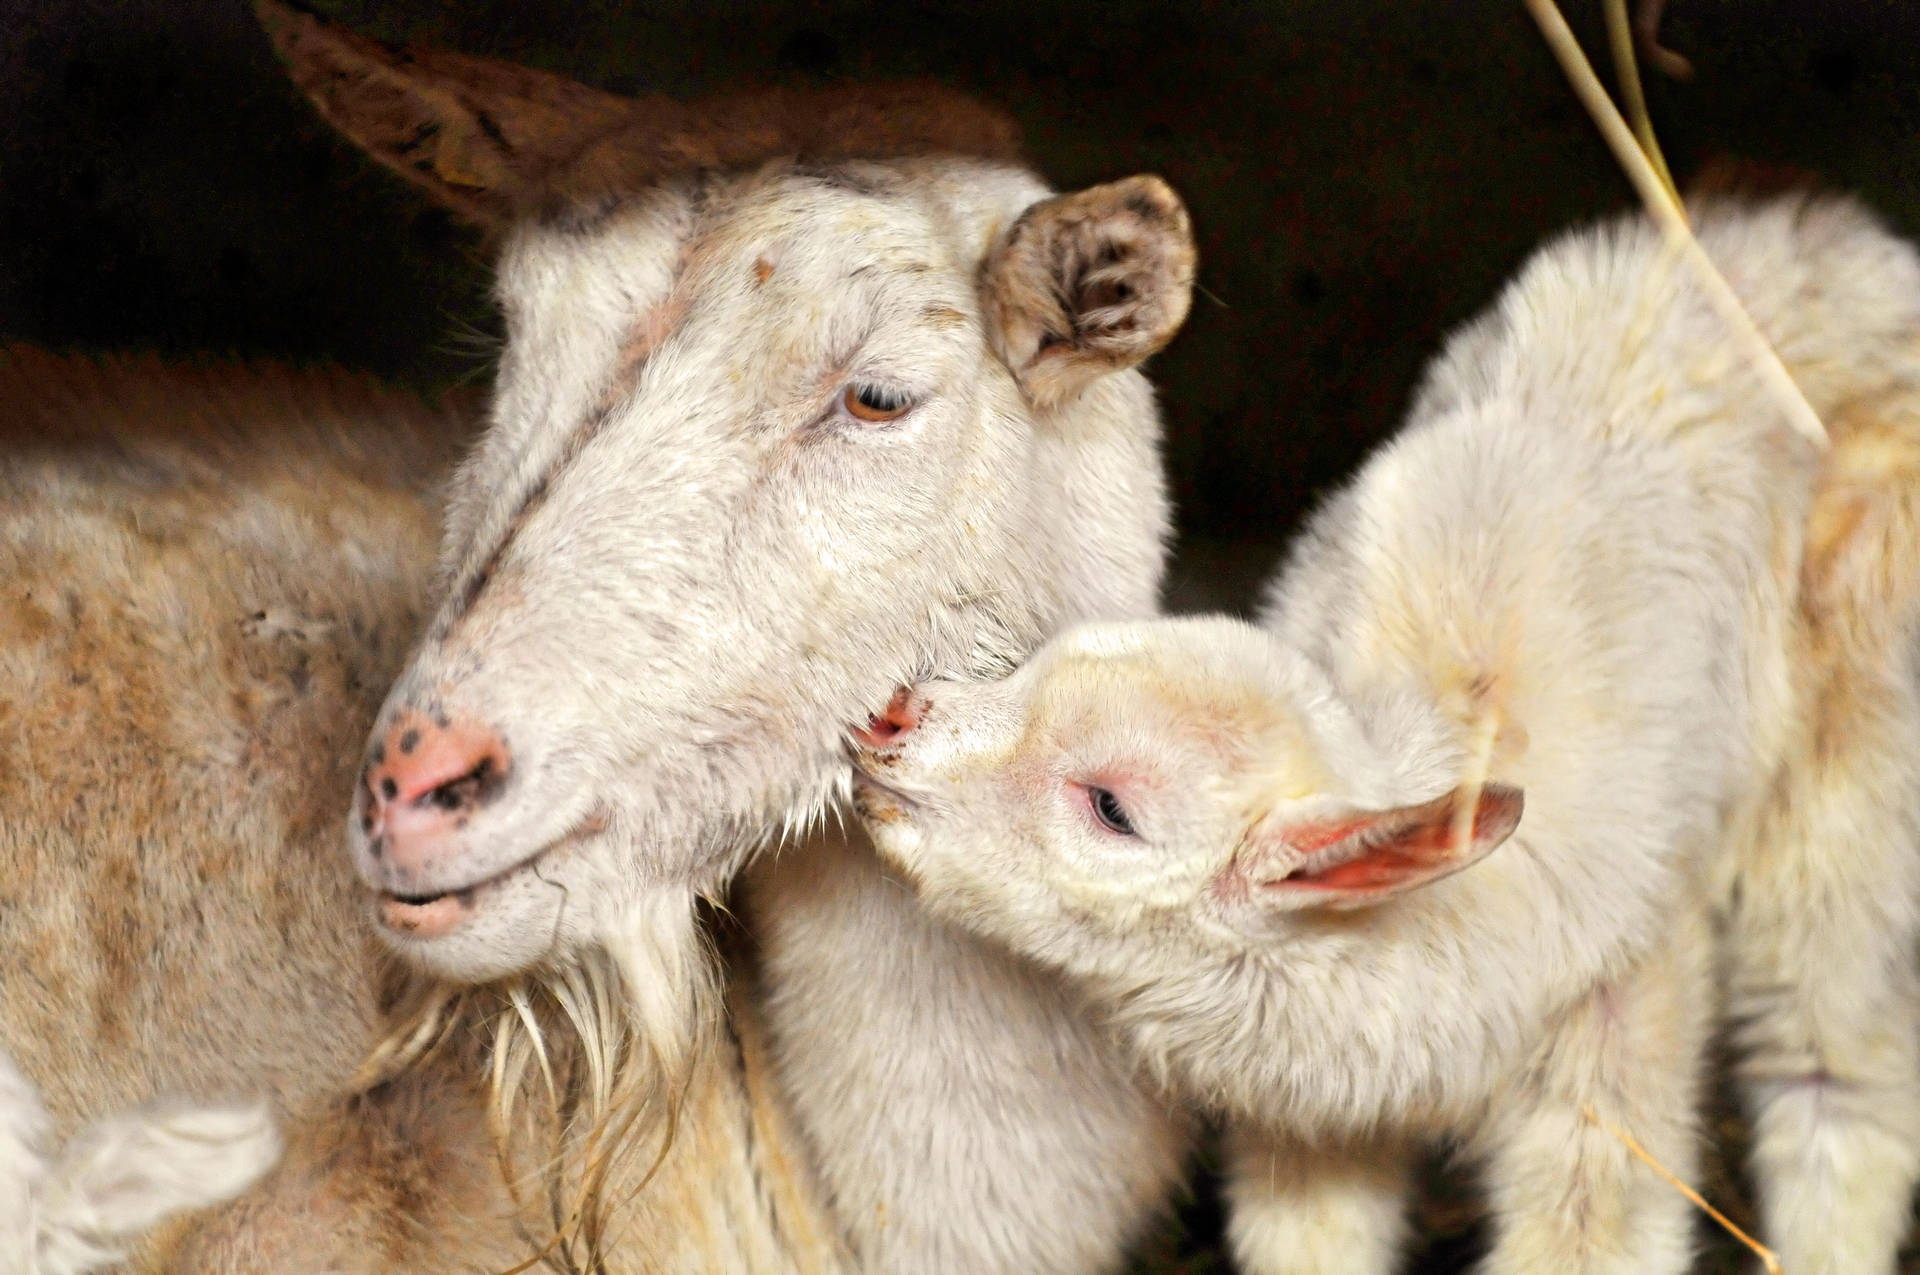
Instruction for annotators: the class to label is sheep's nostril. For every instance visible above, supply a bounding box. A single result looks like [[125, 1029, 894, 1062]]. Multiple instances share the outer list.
[[419, 754, 503, 814], [361, 708, 512, 844]]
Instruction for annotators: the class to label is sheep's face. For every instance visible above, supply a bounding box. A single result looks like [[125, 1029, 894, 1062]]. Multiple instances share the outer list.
[[851, 616, 1523, 980], [345, 162, 1194, 984], [263, 1, 1195, 985]]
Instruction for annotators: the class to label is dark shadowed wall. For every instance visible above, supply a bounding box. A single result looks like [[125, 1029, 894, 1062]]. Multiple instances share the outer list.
[[5, 0, 1919, 609]]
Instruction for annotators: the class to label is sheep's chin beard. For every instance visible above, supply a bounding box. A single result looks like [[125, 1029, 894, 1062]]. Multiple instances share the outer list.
[[354, 888, 720, 1266], [357, 743, 864, 1119], [493, 889, 720, 1262]]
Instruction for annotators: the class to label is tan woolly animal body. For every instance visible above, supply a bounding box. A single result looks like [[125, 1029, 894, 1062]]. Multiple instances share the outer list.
[[853, 194, 1920, 1275], [0, 0, 1200, 1268]]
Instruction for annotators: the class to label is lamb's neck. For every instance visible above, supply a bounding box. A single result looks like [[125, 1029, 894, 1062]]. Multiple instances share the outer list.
[[1092, 929, 1515, 1139]]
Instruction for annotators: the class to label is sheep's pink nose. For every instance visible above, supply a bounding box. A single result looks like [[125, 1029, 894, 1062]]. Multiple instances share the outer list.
[[361, 711, 510, 867], [853, 687, 921, 749]]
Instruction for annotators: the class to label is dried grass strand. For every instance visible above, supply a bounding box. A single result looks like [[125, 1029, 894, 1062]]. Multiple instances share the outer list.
[[1451, 708, 1502, 859], [1524, 0, 1829, 450], [1580, 1104, 1785, 1275], [1603, 0, 1679, 202]]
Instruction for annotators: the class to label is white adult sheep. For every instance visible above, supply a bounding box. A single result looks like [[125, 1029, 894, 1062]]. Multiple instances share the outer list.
[[850, 193, 1920, 1275], [0, 0, 1202, 1268]]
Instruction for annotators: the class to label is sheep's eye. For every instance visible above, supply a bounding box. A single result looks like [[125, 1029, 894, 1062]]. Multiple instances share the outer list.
[[1087, 786, 1136, 837], [844, 383, 914, 423]]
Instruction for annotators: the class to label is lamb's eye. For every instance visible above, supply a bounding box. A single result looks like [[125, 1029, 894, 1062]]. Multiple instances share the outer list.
[[844, 383, 914, 423], [1087, 786, 1136, 837]]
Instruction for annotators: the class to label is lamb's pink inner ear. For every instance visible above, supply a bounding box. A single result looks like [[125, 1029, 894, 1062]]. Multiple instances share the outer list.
[[1239, 782, 1523, 907]]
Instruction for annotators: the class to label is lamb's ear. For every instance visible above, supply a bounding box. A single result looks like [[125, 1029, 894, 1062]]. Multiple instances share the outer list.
[[255, 0, 634, 228], [981, 175, 1196, 409], [1224, 783, 1523, 911]]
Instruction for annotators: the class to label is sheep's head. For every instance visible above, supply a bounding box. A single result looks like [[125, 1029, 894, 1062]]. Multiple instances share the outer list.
[[849, 616, 1522, 981], [259, 2, 1196, 984]]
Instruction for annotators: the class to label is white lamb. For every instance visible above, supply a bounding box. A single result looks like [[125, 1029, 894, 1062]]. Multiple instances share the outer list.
[[849, 192, 1920, 1274], [0, 1048, 279, 1274]]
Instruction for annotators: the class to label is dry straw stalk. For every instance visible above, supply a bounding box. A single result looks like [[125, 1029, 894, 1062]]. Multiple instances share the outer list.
[[1525, 0, 1829, 450]]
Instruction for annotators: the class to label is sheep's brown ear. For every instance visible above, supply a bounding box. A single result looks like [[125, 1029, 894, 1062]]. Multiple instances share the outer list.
[[255, 0, 633, 228], [1223, 783, 1522, 912], [982, 175, 1196, 410]]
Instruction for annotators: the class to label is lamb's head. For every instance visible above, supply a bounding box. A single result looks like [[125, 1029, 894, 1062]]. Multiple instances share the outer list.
[[850, 616, 1523, 979], [260, 2, 1194, 983]]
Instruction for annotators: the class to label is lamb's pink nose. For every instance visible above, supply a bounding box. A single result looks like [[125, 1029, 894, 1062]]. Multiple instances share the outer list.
[[361, 711, 511, 869], [853, 687, 922, 748]]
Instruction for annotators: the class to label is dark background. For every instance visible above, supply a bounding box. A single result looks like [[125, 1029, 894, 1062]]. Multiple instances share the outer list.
[[8, 0, 1920, 608], [5, 2, 1920, 1269]]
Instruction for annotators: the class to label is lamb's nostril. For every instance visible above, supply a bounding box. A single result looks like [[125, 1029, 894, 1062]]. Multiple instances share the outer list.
[[855, 687, 922, 748], [883, 688, 921, 735]]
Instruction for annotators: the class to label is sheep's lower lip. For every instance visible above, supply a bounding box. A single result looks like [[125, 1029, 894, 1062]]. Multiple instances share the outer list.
[[378, 888, 478, 938], [371, 805, 615, 940], [373, 842, 557, 938]]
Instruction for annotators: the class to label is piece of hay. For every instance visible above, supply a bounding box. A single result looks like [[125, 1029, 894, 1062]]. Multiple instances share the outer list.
[[1603, 0, 1679, 201], [1581, 1105, 1784, 1274], [1450, 708, 1502, 864], [1524, 0, 1829, 451]]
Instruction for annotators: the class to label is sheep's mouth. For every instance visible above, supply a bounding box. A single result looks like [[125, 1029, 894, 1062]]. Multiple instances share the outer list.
[[373, 826, 582, 939], [381, 881, 484, 910], [376, 863, 526, 939], [377, 886, 477, 939], [389, 891, 453, 908]]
